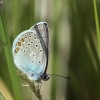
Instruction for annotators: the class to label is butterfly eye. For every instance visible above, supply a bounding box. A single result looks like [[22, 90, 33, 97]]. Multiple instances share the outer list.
[[41, 74, 50, 81]]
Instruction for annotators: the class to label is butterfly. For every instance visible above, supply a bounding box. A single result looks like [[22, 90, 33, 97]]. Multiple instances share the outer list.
[[12, 22, 49, 82]]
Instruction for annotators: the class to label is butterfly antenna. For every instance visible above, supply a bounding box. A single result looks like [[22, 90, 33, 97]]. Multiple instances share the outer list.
[[48, 74, 71, 79]]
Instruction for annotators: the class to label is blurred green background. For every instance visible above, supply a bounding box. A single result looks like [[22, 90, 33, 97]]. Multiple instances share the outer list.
[[0, 0, 100, 100]]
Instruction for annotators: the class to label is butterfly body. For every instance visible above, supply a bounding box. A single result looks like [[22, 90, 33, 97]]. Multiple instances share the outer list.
[[12, 22, 49, 81]]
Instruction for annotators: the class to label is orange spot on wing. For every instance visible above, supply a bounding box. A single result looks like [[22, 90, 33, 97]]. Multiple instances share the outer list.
[[17, 42, 21, 46], [20, 38, 24, 42], [14, 48, 19, 53], [17, 38, 25, 46]]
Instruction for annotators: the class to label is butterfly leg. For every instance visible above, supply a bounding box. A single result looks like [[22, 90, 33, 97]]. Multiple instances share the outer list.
[[39, 81, 42, 90], [34, 80, 42, 90]]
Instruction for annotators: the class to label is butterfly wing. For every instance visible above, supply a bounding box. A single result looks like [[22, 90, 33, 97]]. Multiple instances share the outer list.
[[30, 22, 49, 74], [12, 22, 49, 81]]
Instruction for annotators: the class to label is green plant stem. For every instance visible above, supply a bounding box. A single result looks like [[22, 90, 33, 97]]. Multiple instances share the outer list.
[[17, 69, 42, 100], [93, 0, 100, 59], [0, 4, 22, 100]]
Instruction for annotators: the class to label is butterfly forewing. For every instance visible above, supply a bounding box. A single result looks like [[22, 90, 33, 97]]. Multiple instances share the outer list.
[[30, 22, 49, 73], [12, 22, 49, 81], [30, 22, 49, 50]]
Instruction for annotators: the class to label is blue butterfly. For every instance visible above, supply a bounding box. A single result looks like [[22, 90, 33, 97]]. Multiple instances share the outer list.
[[12, 22, 49, 81]]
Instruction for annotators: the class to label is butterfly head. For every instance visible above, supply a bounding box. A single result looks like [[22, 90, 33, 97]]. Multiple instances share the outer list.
[[41, 73, 50, 81]]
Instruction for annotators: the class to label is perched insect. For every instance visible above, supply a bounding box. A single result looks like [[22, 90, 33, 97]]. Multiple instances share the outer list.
[[12, 22, 50, 82]]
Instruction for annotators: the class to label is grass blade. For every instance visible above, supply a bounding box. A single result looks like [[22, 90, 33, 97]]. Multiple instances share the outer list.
[[0, 3, 22, 100], [0, 92, 6, 100], [93, 0, 100, 59]]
